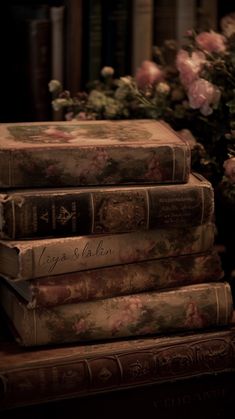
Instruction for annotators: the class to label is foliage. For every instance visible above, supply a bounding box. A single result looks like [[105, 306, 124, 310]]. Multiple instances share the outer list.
[[49, 23, 235, 191]]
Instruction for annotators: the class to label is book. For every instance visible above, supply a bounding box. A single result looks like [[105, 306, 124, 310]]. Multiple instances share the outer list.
[[0, 319, 234, 410], [101, 0, 132, 77], [0, 223, 215, 280], [27, 18, 52, 121], [197, 0, 218, 31], [50, 6, 65, 84], [0, 281, 233, 346], [0, 172, 213, 240], [6, 250, 224, 308], [65, 0, 83, 95], [2, 372, 234, 418], [50, 6, 65, 122], [0, 119, 191, 189], [153, 0, 196, 46], [131, 0, 154, 74], [1, 3, 50, 123], [82, 0, 102, 85]]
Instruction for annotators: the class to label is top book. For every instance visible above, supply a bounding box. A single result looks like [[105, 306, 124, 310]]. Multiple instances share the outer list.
[[0, 119, 191, 188]]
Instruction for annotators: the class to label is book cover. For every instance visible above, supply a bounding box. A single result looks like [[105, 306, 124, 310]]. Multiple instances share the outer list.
[[0, 281, 233, 346], [0, 223, 215, 280], [0, 172, 213, 239], [0, 321, 234, 411], [0, 119, 190, 189], [7, 250, 223, 308]]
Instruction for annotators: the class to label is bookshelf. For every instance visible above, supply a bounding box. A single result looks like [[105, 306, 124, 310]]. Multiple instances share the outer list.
[[1, 0, 234, 123]]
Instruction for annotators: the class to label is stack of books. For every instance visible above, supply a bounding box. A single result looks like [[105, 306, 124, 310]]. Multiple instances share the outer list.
[[0, 119, 233, 348], [0, 119, 234, 411]]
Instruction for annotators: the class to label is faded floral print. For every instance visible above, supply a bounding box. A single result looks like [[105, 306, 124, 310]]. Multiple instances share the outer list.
[[2, 282, 231, 346]]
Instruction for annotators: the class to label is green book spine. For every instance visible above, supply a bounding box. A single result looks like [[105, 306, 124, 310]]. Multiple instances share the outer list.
[[0, 173, 213, 239]]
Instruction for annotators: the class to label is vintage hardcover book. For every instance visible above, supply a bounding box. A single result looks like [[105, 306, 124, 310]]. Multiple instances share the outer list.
[[0, 172, 213, 239], [6, 250, 223, 308], [0, 119, 190, 189], [0, 223, 215, 280], [0, 319, 234, 410], [0, 281, 233, 346], [2, 372, 234, 418]]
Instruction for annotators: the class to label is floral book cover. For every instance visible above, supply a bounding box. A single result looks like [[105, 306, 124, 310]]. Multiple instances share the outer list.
[[0, 281, 233, 346], [0, 119, 190, 188]]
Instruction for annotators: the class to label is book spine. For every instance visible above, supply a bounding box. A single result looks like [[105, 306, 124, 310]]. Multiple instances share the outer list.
[[153, 0, 196, 47], [153, 0, 177, 46], [132, 0, 154, 74], [176, 0, 196, 44], [26, 250, 223, 308], [101, 0, 132, 77], [82, 0, 102, 85], [50, 6, 64, 83], [0, 318, 234, 409], [65, 0, 83, 95], [27, 19, 52, 121], [50, 6, 65, 121], [0, 282, 233, 346], [13, 223, 215, 279], [0, 181, 214, 239]]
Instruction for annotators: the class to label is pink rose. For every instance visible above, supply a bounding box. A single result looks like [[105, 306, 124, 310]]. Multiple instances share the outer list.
[[176, 50, 206, 88], [187, 78, 221, 116], [195, 31, 226, 53], [135, 60, 163, 90], [223, 157, 235, 183]]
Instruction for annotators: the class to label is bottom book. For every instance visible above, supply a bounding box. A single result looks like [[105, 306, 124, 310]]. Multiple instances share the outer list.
[[0, 321, 235, 411], [0, 281, 233, 346], [2, 372, 235, 419]]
